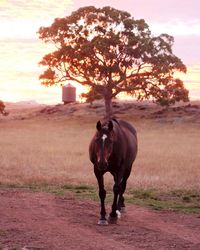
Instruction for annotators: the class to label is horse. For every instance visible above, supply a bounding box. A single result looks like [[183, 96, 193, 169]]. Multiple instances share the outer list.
[[89, 118, 138, 225]]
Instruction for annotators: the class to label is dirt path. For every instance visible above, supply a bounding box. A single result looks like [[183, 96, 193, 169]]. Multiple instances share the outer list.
[[0, 189, 200, 250]]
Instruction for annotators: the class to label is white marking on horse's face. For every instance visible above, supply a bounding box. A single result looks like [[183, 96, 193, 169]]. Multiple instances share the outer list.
[[102, 134, 107, 142]]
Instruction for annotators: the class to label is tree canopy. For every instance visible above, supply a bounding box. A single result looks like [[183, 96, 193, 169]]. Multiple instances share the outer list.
[[38, 6, 189, 118]]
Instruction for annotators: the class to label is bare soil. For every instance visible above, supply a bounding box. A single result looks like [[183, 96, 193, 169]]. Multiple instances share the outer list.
[[0, 189, 200, 250]]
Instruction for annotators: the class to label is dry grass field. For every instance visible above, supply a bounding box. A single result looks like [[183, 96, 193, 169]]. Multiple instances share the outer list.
[[0, 101, 200, 191]]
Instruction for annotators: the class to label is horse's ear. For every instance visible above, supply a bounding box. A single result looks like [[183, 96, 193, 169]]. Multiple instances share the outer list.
[[108, 120, 113, 131], [96, 120, 102, 131]]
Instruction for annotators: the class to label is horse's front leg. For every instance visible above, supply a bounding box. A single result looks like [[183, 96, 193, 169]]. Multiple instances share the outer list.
[[117, 170, 131, 213], [109, 171, 124, 223], [108, 182, 121, 223], [94, 169, 108, 225]]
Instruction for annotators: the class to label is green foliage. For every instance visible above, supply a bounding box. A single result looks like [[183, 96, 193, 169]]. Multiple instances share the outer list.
[[38, 6, 189, 108], [153, 79, 189, 106], [80, 86, 103, 103], [126, 189, 200, 214]]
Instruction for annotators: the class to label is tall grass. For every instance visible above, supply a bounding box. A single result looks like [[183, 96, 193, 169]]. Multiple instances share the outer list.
[[133, 121, 200, 190], [0, 116, 199, 191]]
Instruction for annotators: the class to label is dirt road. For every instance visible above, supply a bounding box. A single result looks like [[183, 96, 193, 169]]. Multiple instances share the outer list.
[[0, 189, 200, 250]]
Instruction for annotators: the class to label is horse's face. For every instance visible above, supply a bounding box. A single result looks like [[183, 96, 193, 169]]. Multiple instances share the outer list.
[[94, 120, 114, 171]]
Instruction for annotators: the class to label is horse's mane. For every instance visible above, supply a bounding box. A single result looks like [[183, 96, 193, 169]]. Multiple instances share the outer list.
[[111, 118, 120, 125]]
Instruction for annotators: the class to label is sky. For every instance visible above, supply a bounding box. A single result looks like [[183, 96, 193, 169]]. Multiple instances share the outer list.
[[0, 0, 200, 104]]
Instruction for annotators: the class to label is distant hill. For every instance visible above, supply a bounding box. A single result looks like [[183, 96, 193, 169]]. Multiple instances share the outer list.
[[1, 100, 200, 124], [14, 100, 39, 105]]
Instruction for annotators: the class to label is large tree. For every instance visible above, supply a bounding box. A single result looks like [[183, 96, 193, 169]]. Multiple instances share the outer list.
[[38, 6, 189, 118]]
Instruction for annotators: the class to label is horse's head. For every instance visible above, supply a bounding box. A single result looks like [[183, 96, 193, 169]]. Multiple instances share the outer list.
[[94, 120, 114, 172]]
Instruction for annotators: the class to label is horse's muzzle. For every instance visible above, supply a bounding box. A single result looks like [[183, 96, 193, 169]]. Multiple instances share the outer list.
[[96, 160, 108, 172]]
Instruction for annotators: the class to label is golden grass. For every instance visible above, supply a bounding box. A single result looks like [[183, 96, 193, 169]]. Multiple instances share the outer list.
[[134, 121, 200, 190], [0, 115, 199, 191]]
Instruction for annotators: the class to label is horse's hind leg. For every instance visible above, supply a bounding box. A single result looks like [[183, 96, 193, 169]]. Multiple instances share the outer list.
[[118, 170, 131, 212], [118, 180, 127, 213]]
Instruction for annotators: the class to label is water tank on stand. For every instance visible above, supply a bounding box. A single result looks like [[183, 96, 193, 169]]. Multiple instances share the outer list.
[[62, 84, 76, 104]]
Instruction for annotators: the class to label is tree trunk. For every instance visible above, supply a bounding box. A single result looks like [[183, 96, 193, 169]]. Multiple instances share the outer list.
[[103, 87, 113, 120], [104, 96, 113, 120]]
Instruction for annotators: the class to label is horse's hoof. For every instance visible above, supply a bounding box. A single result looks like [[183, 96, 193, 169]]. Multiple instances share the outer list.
[[98, 219, 108, 225], [120, 207, 126, 213], [108, 215, 118, 224], [116, 210, 121, 218]]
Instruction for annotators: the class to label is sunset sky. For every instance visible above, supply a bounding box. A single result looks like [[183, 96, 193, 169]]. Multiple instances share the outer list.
[[0, 0, 200, 104]]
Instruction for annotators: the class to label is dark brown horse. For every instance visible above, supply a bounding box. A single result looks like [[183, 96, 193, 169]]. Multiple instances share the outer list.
[[89, 119, 137, 225]]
